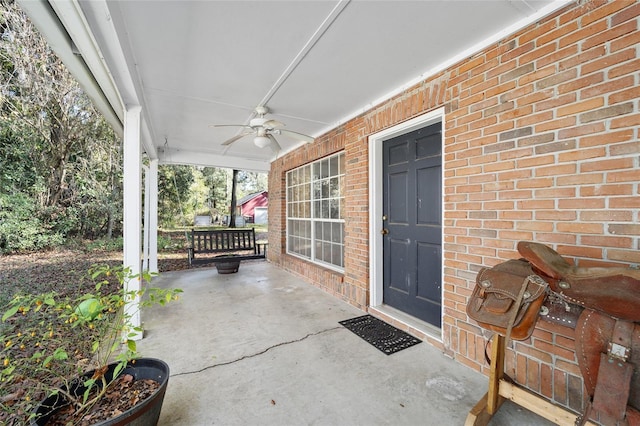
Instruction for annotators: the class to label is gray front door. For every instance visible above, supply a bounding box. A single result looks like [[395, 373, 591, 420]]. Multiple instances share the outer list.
[[382, 122, 442, 327]]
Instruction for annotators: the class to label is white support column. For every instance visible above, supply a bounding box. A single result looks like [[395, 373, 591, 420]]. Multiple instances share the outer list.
[[123, 105, 142, 340], [149, 159, 159, 274], [142, 164, 150, 272]]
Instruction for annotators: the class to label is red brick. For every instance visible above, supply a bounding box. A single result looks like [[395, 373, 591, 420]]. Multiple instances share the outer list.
[[558, 72, 604, 94], [539, 20, 579, 47], [519, 19, 557, 44], [520, 46, 557, 69], [554, 369, 568, 405], [540, 364, 553, 399], [557, 97, 604, 117], [537, 93, 578, 113], [580, 157, 634, 172], [581, 0, 631, 26], [610, 86, 640, 104], [614, 20, 640, 52], [516, 111, 554, 127], [534, 188, 576, 199], [535, 116, 576, 133], [607, 169, 640, 183], [612, 2, 640, 26], [582, 20, 636, 50], [611, 113, 640, 128], [608, 249, 640, 264], [580, 184, 633, 197], [555, 222, 604, 234], [581, 235, 633, 248], [580, 129, 633, 147], [581, 48, 636, 75], [558, 122, 606, 139], [536, 69, 578, 90], [558, 198, 605, 209], [582, 75, 634, 99], [501, 210, 532, 221], [610, 197, 640, 208], [571, 47, 608, 73], [535, 210, 577, 221], [517, 89, 554, 107], [516, 199, 555, 210], [534, 163, 576, 176]]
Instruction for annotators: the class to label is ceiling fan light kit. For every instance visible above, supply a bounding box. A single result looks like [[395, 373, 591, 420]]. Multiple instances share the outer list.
[[213, 106, 314, 151], [253, 135, 271, 148]]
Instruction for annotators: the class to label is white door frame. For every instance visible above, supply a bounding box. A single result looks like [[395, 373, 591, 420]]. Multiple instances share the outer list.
[[368, 108, 445, 332]]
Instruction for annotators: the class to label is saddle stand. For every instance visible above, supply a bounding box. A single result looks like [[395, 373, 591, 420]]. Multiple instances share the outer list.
[[466, 242, 640, 426], [465, 333, 598, 426]]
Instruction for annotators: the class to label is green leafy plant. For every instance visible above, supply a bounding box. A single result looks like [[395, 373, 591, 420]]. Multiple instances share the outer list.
[[0, 265, 182, 424]]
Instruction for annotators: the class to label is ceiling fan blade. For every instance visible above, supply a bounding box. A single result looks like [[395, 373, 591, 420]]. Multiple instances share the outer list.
[[267, 134, 282, 153], [210, 124, 252, 129], [263, 119, 285, 129], [221, 131, 253, 146], [277, 129, 314, 143]]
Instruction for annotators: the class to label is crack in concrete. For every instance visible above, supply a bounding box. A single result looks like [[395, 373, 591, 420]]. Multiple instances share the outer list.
[[171, 326, 343, 377]]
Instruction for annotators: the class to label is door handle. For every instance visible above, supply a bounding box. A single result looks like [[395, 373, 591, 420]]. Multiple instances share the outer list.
[[381, 228, 389, 235]]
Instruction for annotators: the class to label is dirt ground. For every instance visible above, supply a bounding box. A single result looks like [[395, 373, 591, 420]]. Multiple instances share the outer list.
[[0, 229, 268, 300]]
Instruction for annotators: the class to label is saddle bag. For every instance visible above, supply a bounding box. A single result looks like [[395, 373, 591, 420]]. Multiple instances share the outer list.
[[467, 259, 548, 341]]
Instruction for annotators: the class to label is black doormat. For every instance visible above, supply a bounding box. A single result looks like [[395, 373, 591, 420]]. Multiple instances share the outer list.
[[339, 315, 421, 355]]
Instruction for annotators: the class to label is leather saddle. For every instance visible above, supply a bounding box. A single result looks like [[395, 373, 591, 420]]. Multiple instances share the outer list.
[[517, 241, 640, 322], [517, 242, 640, 425]]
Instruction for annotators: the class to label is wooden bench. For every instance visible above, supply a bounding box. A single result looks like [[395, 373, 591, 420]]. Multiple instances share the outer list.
[[187, 228, 267, 267]]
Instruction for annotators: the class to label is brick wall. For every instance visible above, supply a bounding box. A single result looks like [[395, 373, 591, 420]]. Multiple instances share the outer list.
[[269, 0, 640, 413]]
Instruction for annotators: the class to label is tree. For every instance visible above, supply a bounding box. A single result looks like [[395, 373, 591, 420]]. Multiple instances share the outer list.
[[0, 1, 123, 248], [237, 171, 267, 196], [229, 169, 239, 228], [200, 167, 230, 221], [157, 165, 193, 228]]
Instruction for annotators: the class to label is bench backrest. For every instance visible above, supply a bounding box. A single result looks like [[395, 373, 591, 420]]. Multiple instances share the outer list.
[[191, 228, 257, 254]]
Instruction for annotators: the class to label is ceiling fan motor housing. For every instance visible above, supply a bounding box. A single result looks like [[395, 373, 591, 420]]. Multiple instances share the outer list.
[[250, 117, 269, 128]]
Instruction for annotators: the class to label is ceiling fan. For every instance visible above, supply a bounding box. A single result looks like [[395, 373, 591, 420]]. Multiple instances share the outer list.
[[211, 106, 314, 151]]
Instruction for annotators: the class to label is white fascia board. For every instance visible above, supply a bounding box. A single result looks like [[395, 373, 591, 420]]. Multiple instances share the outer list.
[[52, 0, 158, 160], [159, 148, 270, 173], [315, 0, 574, 137], [46, 1, 123, 122], [17, 0, 123, 135]]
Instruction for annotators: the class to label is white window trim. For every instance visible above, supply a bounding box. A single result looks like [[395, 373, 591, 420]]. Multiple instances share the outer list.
[[286, 152, 345, 272]]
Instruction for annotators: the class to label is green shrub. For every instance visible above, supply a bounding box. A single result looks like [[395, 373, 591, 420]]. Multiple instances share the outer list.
[[85, 237, 124, 252], [0, 194, 64, 253]]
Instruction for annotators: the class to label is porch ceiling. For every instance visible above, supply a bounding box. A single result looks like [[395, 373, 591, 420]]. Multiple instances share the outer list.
[[20, 0, 567, 172]]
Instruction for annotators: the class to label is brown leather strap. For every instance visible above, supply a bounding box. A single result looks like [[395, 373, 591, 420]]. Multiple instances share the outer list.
[[610, 320, 634, 360], [590, 320, 635, 424], [504, 275, 531, 346]]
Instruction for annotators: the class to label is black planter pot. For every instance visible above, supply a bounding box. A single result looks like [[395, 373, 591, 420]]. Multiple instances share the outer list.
[[215, 255, 241, 274], [32, 358, 170, 426]]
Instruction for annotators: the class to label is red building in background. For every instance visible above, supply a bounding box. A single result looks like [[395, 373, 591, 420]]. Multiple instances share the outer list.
[[237, 191, 268, 224]]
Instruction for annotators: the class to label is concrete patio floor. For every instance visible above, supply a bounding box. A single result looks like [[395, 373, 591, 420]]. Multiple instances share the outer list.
[[138, 261, 554, 425]]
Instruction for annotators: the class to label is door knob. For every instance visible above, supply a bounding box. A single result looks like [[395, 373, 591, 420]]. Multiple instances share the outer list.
[[381, 228, 389, 235]]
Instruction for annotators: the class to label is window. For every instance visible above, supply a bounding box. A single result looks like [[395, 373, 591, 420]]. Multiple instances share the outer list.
[[286, 152, 345, 270]]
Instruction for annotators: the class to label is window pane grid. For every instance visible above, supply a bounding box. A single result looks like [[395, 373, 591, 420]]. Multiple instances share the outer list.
[[286, 152, 345, 270]]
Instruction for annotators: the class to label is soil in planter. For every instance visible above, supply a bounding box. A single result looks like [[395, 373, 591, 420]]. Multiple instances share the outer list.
[[44, 374, 160, 426]]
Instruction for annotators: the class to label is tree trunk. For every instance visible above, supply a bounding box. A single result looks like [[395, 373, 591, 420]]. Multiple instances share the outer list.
[[229, 169, 238, 228]]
